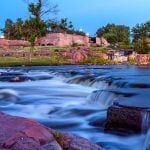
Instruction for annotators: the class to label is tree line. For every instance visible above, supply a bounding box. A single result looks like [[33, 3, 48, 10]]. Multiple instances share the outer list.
[[1, 0, 150, 54], [96, 22, 150, 54]]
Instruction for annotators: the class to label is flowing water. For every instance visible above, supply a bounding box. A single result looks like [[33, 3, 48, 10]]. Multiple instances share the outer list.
[[0, 65, 149, 150]]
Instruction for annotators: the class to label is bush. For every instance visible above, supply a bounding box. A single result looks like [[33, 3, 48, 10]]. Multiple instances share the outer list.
[[81, 57, 112, 65]]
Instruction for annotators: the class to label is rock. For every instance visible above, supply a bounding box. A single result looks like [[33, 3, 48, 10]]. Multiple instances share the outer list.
[[0, 112, 102, 150], [42, 141, 62, 150], [0, 39, 30, 50], [53, 132, 101, 150], [72, 51, 87, 63], [96, 37, 110, 47], [105, 95, 150, 134], [137, 54, 150, 65], [72, 39, 85, 46], [9, 76, 31, 82]]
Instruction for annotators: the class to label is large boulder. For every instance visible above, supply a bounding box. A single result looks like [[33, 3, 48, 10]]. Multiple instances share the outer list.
[[105, 95, 150, 134], [0, 112, 102, 150]]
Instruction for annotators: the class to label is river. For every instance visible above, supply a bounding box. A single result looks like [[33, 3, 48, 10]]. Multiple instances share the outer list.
[[0, 65, 149, 150]]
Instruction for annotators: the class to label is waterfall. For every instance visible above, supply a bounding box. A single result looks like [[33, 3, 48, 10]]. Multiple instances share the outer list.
[[143, 128, 150, 150], [67, 75, 95, 86], [141, 112, 150, 133], [88, 90, 117, 107]]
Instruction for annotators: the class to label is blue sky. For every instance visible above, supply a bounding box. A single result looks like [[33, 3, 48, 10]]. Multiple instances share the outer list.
[[0, 0, 150, 36]]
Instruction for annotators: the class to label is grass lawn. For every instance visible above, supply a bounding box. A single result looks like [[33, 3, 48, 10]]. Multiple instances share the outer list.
[[0, 56, 72, 67]]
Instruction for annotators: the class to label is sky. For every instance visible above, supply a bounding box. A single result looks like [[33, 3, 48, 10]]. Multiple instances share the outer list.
[[0, 0, 150, 36]]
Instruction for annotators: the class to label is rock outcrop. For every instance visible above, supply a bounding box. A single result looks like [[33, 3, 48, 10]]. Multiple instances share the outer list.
[[0, 39, 30, 50], [137, 54, 150, 65], [95, 37, 110, 47], [0, 112, 102, 150]]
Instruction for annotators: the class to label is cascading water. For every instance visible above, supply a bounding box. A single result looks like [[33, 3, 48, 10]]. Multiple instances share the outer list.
[[143, 128, 150, 150], [141, 112, 150, 133], [87, 90, 117, 108], [0, 65, 149, 150]]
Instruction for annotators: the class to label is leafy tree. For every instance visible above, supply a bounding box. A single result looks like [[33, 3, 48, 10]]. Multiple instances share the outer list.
[[48, 18, 85, 36], [132, 21, 150, 53], [96, 23, 130, 48], [23, 0, 58, 61], [48, 18, 73, 33], [2, 19, 15, 40], [24, 0, 58, 20], [23, 18, 47, 48], [14, 18, 24, 40]]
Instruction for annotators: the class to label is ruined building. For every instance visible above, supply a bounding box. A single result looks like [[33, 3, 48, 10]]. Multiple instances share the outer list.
[[38, 33, 110, 47]]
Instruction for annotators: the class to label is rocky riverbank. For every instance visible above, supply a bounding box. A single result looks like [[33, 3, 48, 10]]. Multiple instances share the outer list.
[[0, 112, 102, 150]]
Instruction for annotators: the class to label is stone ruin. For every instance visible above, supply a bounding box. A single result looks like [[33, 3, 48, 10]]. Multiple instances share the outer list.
[[38, 33, 110, 47], [0, 33, 110, 50]]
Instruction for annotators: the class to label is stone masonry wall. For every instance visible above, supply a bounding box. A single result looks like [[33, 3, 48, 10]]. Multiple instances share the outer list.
[[0, 39, 30, 50], [38, 33, 90, 46]]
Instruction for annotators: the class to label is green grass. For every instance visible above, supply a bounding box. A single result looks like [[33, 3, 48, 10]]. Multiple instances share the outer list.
[[81, 57, 112, 65], [0, 56, 72, 67], [0, 46, 113, 66], [17, 46, 70, 52]]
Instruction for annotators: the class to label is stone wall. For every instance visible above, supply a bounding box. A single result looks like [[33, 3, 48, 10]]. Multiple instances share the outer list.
[[38, 33, 110, 47], [38, 33, 90, 47], [0, 39, 29, 46], [0, 39, 30, 50], [137, 54, 150, 65]]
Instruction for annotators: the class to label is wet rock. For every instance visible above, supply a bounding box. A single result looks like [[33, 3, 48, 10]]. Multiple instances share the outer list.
[[105, 95, 150, 134], [9, 76, 33, 82], [53, 132, 101, 150], [0, 112, 102, 150], [0, 72, 24, 82], [129, 83, 150, 89], [42, 141, 62, 150], [67, 76, 95, 85]]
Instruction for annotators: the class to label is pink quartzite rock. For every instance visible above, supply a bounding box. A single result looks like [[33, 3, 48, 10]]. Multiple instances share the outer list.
[[0, 112, 102, 150], [137, 54, 150, 65], [62, 133, 101, 150], [0, 39, 29, 46], [72, 51, 87, 63]]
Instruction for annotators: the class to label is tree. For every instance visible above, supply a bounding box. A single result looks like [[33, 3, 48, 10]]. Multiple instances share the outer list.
[[47, 18, 73, 33], [132, 21, 150, 53], [96, 23, 130, 48], [2, 19, 15, 40], [48, 18, 86, 36], [22, 0, 58, 61], [23, 18, 47, 47], [24, 0, 58, 20], [14, 18, 24, 40]]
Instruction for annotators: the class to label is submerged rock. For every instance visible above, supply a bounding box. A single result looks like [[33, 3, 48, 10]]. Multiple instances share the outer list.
[[0, 112, 102, 150], [9, 76, 34, 82]]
